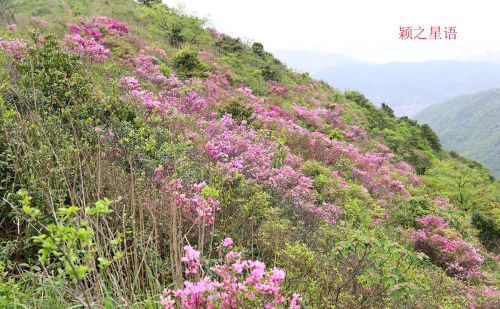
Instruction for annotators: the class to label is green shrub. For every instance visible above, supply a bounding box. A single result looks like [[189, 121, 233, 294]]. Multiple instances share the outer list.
[[16, 35, 89, 109], [261, 62, 281, 81], [389, 196, 434, 229], [172, 47, 209, 79], [217, 96, 254, 123], [252, 42, 265, 57], [216, 36, 245, 54]]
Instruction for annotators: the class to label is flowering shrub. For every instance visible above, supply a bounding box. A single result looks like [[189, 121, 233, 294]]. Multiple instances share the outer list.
[[0, 39, 28, 59], [410, 215, 484, 279], [207, 28, 224, 40], [434, 197, 450, 207], [134, 52, 168, 84], [268, 81, 288, 95], [153, 167, 220, 227], [121, 76, 160, 112], [175, 181, 220, 226], [31, 17, 49, 27], [205, 115, 342, 224], [64, 16, 130, 61], [161, 239, 300, 308], [250, 101, 419, 200], [67, 16, 129, 40], [64, 33, 110, 61], [181, 245, 202, 275], [120, 75, 209, 115]]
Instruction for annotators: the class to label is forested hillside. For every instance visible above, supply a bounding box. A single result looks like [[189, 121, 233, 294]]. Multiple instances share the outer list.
[[415, 88, 500, 178], [0, 0, 499, 308]]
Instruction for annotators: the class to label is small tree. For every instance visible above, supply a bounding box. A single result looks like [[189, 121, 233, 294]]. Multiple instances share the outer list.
[[252, 42, 265, 56], [381, 103, 395, 117], [420, 124, 442, 152], [216, 36, 245, 54], [138, 0, 162, 6]]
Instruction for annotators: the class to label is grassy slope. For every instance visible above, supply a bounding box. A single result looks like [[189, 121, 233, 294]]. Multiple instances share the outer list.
[[0, 0, 499, 308]]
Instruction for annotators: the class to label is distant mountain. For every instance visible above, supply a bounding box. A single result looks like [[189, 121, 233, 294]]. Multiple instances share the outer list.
[[274, 50, 500, 116], [273, 49, 359, 74], [414, 89, 500, 177], [317, 61, 500, 116]]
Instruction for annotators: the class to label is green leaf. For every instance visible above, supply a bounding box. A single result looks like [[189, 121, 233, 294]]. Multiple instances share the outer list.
[[57, 206, 80, 216]]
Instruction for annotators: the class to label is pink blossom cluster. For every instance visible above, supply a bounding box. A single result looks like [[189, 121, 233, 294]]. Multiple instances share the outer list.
[[134, 52, 168, 84], [434, 197, 451, 206], [207, 28, 224, 40], [205, 115, 342, 224], [175, 182, 220, 226], [180, 91, 207, 113], [112, 16, 416, 208], [121, 75, 210, 115], [304, 132, 417, 197], [161, 239, 300, 308], [152, 168, 219, 226], [292, 104, 342, 130], [291, 103, 364, 141], [343, 125, 367, 141], [244, 99, 418, 199], [67, 16, 128, 40], [64, 16, 129, 61], [31, 17, 49, 27], [268, 81, 288, 95], [181, 245, 202, 275], [120, 76, 165, 113], [464, 285, 500, 308], [0, 39, 27, 60], [201, 73, 232, 106], [148, 45, 169, 60], [293, 83, 314, 94], [64, 33, 110, 62], [410, 215, 484, 279]]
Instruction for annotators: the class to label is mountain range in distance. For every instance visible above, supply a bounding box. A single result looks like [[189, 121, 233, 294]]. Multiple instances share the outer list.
[[274, 49, 500, 116]]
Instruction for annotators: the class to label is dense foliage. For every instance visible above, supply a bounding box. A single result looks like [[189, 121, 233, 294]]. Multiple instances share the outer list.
[[0, 0, 498, 308]]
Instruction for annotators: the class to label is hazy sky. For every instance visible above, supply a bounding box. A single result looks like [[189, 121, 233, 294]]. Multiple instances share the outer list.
[[167, 0, 500, 63]]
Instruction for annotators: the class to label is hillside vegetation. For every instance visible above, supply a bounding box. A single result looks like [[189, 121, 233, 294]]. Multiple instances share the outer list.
[[415, 88, 500, 178], [0, 0, 499, 308]]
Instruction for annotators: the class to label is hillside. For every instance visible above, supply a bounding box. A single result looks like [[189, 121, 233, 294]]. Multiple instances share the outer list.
[[415, 89, 500, 178], [0, 0, 499, 308], [310, 59, 500, 116]]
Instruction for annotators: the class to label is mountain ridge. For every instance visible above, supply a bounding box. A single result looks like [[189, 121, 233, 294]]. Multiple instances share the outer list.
[[415, 88, 500, 177], [274, 49, 500, 116]]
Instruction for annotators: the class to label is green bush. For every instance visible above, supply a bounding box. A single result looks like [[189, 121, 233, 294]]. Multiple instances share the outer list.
[[217, 96, 254, 123], [261, 62, 281, 81], [216, 36, 245, 54], [252, 42, 265, 57], [172, 47, 209, 79], [15, 35, 89, 109]]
